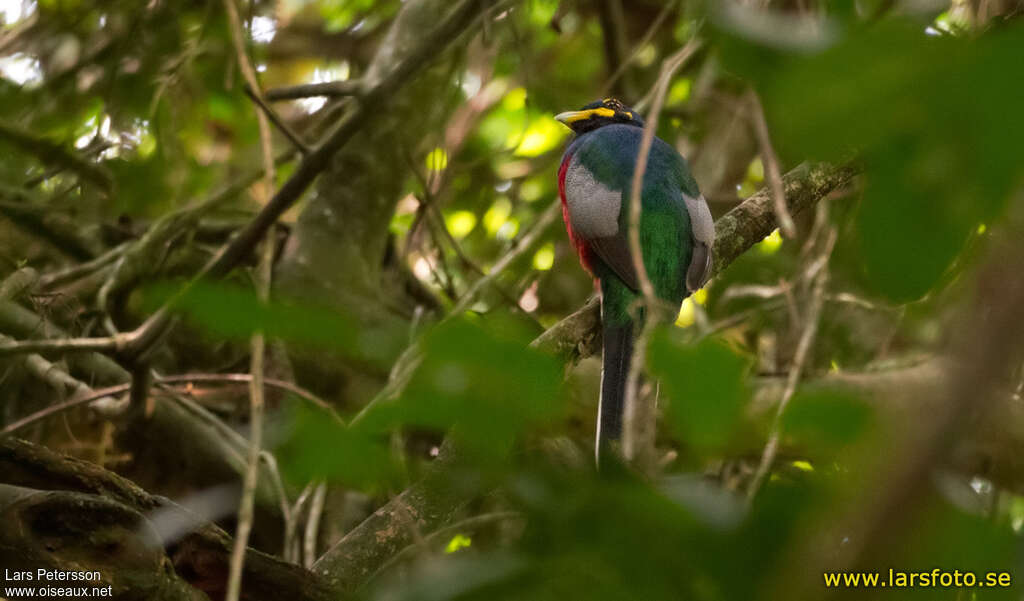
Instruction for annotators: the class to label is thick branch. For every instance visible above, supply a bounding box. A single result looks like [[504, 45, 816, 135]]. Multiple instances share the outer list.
[[534, 161, 859, 363], [594, 0, 631, 97], [123, 0, 498, 360], [314, 160, 859, 592], [311, 444, 469, 594], [0, 122, 113, 193], [0, 437, 336, 601], [0, 193, 105, 260], [264, 80, 363, 100], [0, 299, 285, 526]]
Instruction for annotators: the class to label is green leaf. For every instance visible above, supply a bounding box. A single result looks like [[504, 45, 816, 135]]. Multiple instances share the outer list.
[[276, 404, 399, 490], [782, 386, 872, 453], [856, 143, 972, 302], [145, 282, 404, 368], [723, 21, 1024, 301], [385, 318, 565, 460], [648, 329, 751, 452]]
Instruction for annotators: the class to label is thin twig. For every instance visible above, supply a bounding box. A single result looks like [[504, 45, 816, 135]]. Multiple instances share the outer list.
[[243, 85, 312, 154], [746, 228, 836, 502], [127, 362, 152, 414], [594, 0, 632, 97], [223, 0, 276, 596], [372, 511, 523, 578], [284, 482, 314, 562], [450, 201, 559, 317], [21, 351, 117, 407], [747, 89, 796, 239], [24, 139, 113, 189], [162, 373, 337, 418], [420, 193, 536, 318], [600, 0, 679, 96], [0, 335, 127, 357], [38, 243, 129, 289], [120, 0, 494, 363], [349, 201, 559, 428], [256, 451, 294, 557], [532, 162, 859, 365], [264, 80, 363, 101], [622, 38, 702, 468], [0, 372, 330, 472], [0, 122, 114, 193], [304, 482, 328, 568], [0, 186, 105, 260], [627, 38, 702, 306], [0, 384, 131, 438]]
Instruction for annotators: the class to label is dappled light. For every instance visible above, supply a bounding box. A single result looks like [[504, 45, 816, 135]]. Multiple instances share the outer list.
[[1, 0, 1023, 600]]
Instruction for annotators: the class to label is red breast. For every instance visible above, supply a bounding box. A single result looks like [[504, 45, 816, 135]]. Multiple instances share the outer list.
[[558, 152, 595, 275]]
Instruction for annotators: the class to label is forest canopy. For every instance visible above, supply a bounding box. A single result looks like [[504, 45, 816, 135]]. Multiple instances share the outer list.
[[1, 0, 1023, 600]]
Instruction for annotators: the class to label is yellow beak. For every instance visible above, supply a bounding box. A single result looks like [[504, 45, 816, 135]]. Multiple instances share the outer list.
[[554, 107, 616, 126], [554, 110, 585, 125]]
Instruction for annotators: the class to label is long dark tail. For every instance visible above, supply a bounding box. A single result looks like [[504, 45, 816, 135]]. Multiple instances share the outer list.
[[596, 313, 635, 459]]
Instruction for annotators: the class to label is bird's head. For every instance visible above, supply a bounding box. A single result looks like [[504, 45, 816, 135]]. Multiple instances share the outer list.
[[554, 98, 644, 134]]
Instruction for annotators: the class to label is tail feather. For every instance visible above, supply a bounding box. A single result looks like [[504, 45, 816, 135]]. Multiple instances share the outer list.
[[596, 315, 634, 458]]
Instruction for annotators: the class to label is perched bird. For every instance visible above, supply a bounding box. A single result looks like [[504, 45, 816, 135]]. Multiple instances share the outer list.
[[554, 98, 714, 459]]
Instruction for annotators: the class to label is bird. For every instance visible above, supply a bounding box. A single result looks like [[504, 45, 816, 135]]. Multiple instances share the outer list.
[[554, 98, 714, 461]]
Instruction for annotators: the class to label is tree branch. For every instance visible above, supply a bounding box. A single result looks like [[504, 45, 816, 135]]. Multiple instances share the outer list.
[[747, 227, 835, 501], [243, 85, 312, 154], [264, 80, 363, 101], [222, 0, 277, 596], [0, 122, 114, 193], [747, 89, 796, 238], [0, 0, 501, 369], [0, 438, 336, 601], [311, 443, 470, 594], [623, 39, 702, 468], [121, 0, 500, 362], [535, 161, 859, 365], [0, 185, 106, 260]]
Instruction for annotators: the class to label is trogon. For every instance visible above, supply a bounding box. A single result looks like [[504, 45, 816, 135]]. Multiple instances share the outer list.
[[554, 98, 714, 459]]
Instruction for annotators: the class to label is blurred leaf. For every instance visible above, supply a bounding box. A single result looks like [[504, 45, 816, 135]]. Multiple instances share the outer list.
[[368, 552, 527, 601], [382, 318, 564, 460], [106, 156, 172, 215], [147, 281, 404, 367], [648, 329, 752, 452], [857, 142, 972, 301], [869, 499, 1019, 600], [724, 20, 1024, 300], [277, 404, 399, 489], [782, 386, 872, 453]]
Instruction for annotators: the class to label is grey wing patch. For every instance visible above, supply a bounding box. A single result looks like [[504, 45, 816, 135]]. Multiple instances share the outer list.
[[564, 155, 622, 239], [684, 193, 715, 292], [564, 155, 639, 290], [590, 235, 639, 292], [686, 244, 712, 293]]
